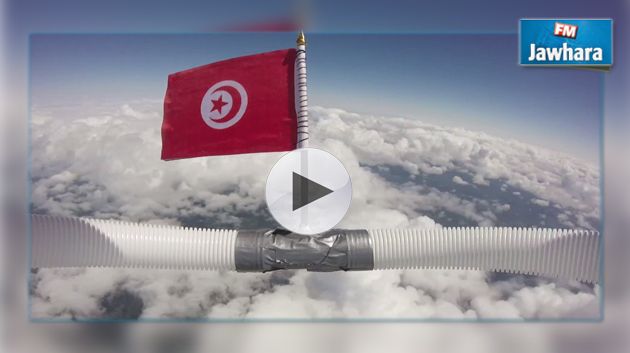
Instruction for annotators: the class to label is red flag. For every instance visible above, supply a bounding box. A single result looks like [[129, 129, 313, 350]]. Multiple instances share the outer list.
[[161, 49, 297, 160]]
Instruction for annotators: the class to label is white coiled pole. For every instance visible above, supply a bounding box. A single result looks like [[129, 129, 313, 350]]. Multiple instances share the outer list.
[[31, 215, 600, 283], [31, 215, 237, 271], [295, 31, 309, 148], [295, 31, 310, 226], [369, 228, 600, 283]]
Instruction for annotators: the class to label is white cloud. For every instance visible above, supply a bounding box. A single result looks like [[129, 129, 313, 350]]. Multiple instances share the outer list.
[[452, 175, 469, 185], [531, 198, 550, 207], [310, 107, 599, 222], [29, 102, 600, 320]]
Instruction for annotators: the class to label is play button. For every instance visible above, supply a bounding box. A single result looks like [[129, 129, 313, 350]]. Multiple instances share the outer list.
[[266, 148, 352, 235], [292, 172, 333, 211]]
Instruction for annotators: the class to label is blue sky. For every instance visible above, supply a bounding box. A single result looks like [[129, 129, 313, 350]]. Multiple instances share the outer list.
[[30, 33, 601, 161]]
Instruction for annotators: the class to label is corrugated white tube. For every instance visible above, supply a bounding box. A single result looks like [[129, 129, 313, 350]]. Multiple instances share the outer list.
[[368, 228, 600, 283], [32, 214, 237, 271], [32, 214, 600, 283]]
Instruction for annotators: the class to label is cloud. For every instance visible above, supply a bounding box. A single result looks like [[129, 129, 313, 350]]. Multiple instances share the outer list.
[[452, 175, 469, 185], [310, 107, 599, 223], [531, 198, 550, 207], [29, 102, 600, 319]]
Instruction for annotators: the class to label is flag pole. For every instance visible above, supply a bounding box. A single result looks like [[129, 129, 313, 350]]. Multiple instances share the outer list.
[[296, 30, 309, 232], [296, 30, 308, 148]]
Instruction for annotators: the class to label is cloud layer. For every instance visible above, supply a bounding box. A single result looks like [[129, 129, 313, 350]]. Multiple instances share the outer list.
[[29, 102, 600, 319]]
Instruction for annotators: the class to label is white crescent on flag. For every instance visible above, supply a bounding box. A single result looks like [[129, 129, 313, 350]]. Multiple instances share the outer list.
[[200, 80, 248, 130]]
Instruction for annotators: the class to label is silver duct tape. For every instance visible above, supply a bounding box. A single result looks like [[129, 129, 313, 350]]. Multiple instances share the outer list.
[[234, 229, 374, 272]]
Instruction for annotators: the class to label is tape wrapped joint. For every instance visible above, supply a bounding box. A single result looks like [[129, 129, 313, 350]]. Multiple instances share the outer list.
[[234, 229, 374, 272]]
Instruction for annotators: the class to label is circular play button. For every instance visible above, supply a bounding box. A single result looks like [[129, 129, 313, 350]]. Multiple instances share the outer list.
[[265, 148, 352, 235]]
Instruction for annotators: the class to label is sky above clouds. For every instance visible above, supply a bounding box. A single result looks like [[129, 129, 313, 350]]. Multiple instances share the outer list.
[[27, 33, 602, 320], [30, 34, 602, 162], [29, 102, 600, 320]]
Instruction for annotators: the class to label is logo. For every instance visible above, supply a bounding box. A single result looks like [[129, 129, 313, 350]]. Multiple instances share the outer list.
[[554, 22, 578, 39], [519, 19, 612, 68], [200, 80, 248, 129]]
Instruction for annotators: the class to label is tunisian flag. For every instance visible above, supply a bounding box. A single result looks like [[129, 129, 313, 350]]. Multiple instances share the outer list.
[[161, 49, 297, 160]]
